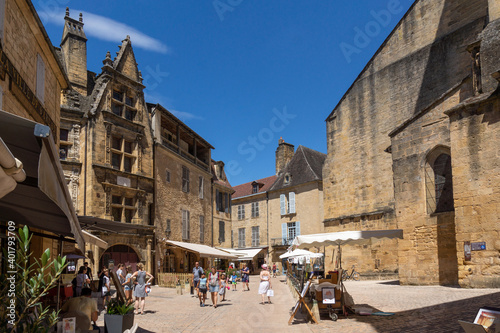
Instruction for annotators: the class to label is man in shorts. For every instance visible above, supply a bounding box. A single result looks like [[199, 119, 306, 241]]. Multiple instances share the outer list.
[[192, 262, 204, 304], [241, 263, 250, 291]]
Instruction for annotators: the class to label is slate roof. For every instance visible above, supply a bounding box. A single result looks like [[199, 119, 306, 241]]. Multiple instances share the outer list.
[[268, 145, 326, 191], [232, 175, 277, 199]]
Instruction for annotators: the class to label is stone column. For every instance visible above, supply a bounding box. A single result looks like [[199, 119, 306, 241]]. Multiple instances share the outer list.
[[146, 238, 152, 273]]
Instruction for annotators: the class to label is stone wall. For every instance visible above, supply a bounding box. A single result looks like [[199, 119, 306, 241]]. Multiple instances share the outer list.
[[212, 185, 232, 249], [231, 193, 268, 249], [447, 94, 500, 288]]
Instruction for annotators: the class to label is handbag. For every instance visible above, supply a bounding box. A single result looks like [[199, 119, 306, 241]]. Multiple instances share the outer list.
[[266, 289, 274, 297]]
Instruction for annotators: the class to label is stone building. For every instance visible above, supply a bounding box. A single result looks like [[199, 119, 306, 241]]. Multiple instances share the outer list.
[[212, 160, 234, 249], [0, 0, 88, 262], [323, 0, 500, 287], [56, 10, 155, 274], [268, 142, 326, 272], [150, 103, 215, 272]]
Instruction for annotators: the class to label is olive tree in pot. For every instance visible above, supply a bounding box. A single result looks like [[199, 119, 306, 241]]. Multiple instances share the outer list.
[[104, 298, 134, 333]]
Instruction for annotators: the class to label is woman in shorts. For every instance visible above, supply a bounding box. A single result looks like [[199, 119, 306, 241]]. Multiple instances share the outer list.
[[122, 265, 134, 305], [208, 267, 219, 308]]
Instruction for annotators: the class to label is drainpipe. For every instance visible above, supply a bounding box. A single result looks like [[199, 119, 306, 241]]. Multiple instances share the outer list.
[[83, 118, 88, 216], [211, 180, 214, 247]]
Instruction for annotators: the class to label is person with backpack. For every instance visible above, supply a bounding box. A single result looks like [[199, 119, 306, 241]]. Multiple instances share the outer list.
[[208, 267, 219, 308], [198, 272, 208, 307]]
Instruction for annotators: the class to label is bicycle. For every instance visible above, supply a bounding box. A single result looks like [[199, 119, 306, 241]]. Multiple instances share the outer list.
[[341, 265, 360, 281]]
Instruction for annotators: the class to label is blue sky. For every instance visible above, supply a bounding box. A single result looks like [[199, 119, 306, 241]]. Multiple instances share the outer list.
[[34, 0, 413, 186]]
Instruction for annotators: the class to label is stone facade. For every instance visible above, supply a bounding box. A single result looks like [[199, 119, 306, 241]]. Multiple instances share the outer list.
[[212, 161, 234, 249], [323, 0, 499, 287], [150, 103, 215, 273], [57, 10, 155, 275], [0, 0, 69, 261]]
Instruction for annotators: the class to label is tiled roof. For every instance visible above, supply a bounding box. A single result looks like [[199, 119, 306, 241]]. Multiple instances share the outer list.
[[268, 145, 326, 191], [232, 175, 277, 199]]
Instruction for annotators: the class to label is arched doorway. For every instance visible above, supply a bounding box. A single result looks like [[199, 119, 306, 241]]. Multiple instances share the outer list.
[[100, 244, 140, 273]]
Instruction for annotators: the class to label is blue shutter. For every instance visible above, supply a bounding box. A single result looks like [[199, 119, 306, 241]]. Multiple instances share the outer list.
[[280, 194, 286, 215], [296, 221, 300, 236], [281, 223, 287, 245], [289, 192, 296, 214]]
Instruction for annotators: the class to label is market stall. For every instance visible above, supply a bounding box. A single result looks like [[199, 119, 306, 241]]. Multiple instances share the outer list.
[[289, 229, 404, 322]]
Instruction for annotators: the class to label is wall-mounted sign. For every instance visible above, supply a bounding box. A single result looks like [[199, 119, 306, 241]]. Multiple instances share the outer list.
[[471, 242, 486, 251], [464, 241, 471, 261], [117, 176, 131, 187]]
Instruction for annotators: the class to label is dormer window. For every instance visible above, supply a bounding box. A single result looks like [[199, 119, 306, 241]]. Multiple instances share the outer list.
[[252, 184, 258, 194], [284, 173, 291, 185]]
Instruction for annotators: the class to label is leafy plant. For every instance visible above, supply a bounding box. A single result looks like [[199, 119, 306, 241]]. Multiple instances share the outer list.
[[105, 298, 134, 315], [0, 226, 67, 333]]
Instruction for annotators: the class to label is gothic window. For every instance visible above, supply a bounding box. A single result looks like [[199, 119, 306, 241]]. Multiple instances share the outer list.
[[111, 136, 135, 172], [111, 195, 135, 223], [425, 148, 454, 214]]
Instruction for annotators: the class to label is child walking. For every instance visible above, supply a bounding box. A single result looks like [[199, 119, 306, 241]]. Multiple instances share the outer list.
[[231, 271, 238, 291], [219, 273, 228, 302], [198, 272, 208, 307]]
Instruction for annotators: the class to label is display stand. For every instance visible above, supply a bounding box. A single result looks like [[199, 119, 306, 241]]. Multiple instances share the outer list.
[[288, 274, 318, 325]]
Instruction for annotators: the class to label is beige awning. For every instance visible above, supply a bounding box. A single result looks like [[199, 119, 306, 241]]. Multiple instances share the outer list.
[[0, 110, 85, 250], [82, 230, 108, 249], [166, 240, 237, 259]]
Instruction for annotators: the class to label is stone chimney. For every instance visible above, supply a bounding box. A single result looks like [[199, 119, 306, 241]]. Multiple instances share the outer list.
[[60, 8, 88, 95], [275, 137, 294, 175]]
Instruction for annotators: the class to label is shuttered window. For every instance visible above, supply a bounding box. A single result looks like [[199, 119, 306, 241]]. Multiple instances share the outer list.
[[238, 205, 245, 220], [238, 228, 245, 248], [252, 226, 260, 247], [182, 166, 190, 192], [182, 210, 190, 240], [199, 176, 204, 199], [280, 194, 286, 215], [219, 220, 225, 243], [251, 202, 259, 217], [289, 192, 296, 213]]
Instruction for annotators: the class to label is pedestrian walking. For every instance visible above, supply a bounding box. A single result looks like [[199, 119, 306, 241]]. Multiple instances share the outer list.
[[76, 266, 90, 297], [258, 264, 272, 304], [122, 265, 134, 305], [102, 269, 111, 308], [198, 272, 208, 307], [131, 263, 154, 315], [208, 267, 219, 308], [192, 261, 204, 297], [241, 263, 250, 291], [231, 271, 238, 291], [83, 262, 93, 281], [272, 263, 277, 278], [219, 273, 228, 302]]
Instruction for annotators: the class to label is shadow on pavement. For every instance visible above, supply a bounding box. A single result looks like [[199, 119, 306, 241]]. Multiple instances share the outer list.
[[343, 292, 500, 332], [377, 280, 400, 285]]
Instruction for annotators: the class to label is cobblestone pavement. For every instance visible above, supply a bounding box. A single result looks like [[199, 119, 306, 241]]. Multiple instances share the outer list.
[[95, 278, 500, 333]]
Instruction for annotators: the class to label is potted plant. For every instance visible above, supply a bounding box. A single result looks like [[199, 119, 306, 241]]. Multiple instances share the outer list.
[[104, 298, 134, 333]]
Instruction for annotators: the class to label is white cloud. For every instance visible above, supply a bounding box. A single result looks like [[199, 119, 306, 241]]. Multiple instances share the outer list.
[[170, 109, 203, 121], [143, 93, 203, 121], [40, 8, 168, 54]]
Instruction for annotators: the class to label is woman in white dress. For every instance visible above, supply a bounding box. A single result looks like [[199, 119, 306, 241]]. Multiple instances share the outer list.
[[258, 264, 272, 304]]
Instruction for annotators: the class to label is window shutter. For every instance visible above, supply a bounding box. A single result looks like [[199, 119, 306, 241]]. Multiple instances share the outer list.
[[281, 223, 287, 244], [289, 192, 296, 214], [224, 193, 229, 213], [36, 54, 45, 104], [187, 210, 190, 239], [280, 194, 286, 215], [182, 211, 186, 239], [216, 189, 219, 211], [296, 221, 300, 236]]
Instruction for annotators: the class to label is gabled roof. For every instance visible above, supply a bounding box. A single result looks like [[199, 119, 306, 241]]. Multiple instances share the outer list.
[[211, 160, 234, 193], [269, 145, 326, 191], [232, 175, 277, 199]]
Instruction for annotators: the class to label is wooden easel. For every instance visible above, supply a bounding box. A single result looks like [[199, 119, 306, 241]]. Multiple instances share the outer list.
[[110, 270, 126, 303], [288, 272, 318, 324]]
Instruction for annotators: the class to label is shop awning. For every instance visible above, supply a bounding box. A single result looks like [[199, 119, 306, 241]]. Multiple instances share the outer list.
[[0, 110, 85, 250], [218, 247, 267, 261], [82, 230, 108, 249], [291, 229, 404, 249], [79, 215, 155, 234], [279, 249, 324, 259], [166, 240, 237, 259]]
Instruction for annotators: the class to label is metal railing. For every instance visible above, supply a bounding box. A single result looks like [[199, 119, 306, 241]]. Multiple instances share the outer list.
[[270, 237, 294, 247]]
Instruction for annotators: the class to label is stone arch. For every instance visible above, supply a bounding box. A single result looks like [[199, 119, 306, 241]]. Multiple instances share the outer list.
[[99, 243, 141, 272], [423, 145, 454, 214]]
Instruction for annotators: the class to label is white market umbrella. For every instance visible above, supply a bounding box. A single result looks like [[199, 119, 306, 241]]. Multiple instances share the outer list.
[[279, 249, 324, 259], [291, 229, 403, 269]]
